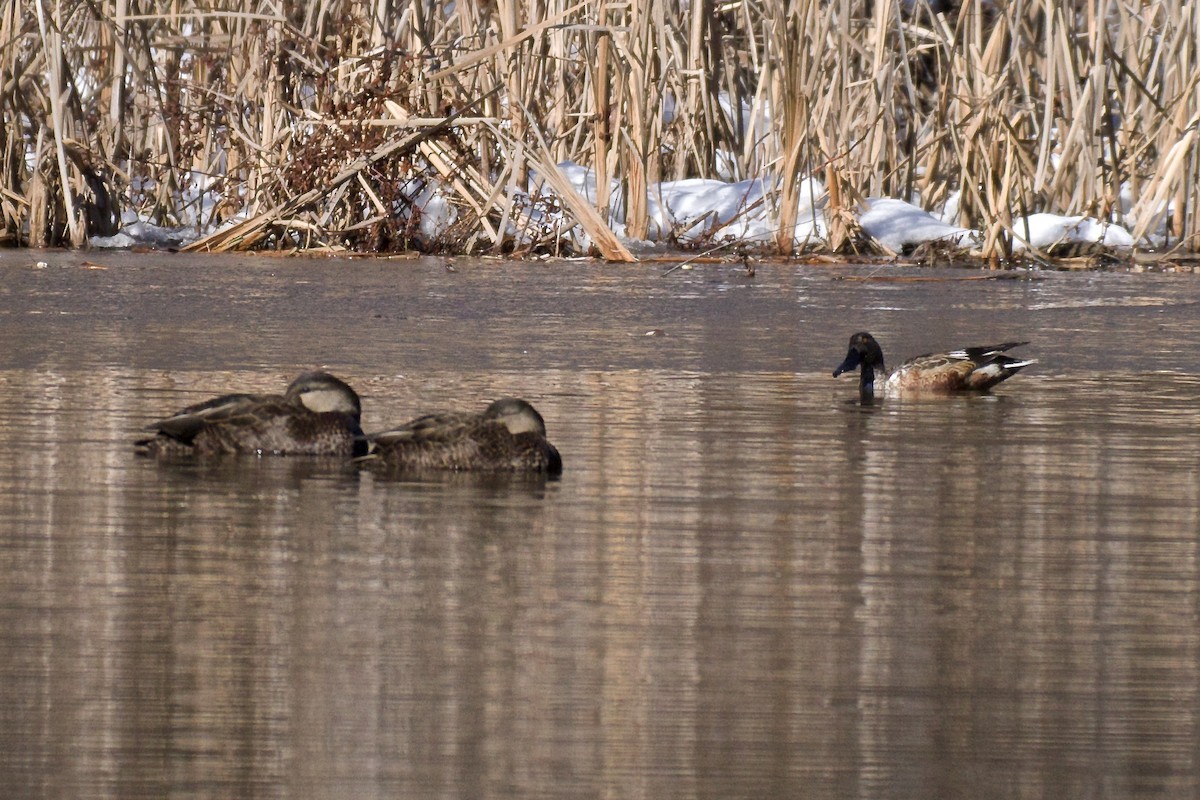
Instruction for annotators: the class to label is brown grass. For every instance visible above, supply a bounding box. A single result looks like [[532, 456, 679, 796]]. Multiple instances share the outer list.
[[0, 0, 1196, 259]]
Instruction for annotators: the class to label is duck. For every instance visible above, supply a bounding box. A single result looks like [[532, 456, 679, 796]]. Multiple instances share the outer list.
[[361, 397, 562, 475], [136, 371, 367, 457], [832, 332, 1035, 399]]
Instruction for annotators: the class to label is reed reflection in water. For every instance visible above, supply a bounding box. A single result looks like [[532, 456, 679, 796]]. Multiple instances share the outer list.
[[0, 367, 1198, 799]]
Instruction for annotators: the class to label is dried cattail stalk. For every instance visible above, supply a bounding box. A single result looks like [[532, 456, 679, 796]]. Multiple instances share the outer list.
[[0, 0, 1194, 257]]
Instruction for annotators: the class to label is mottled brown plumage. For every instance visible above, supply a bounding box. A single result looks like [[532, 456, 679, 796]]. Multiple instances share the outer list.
[[363, 398, 562, 474], [833, 332, 1035, 399], [136, 371, 366, 457]]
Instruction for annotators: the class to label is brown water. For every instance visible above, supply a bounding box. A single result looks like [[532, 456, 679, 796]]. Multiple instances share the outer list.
[[1, 251, 1199, 799]]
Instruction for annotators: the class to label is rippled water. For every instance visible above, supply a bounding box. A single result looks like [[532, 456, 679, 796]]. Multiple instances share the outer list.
[[1, 252, 1199, 798]]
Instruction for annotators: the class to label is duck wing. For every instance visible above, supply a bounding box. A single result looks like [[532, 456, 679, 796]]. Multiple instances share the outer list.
[[891, 342, 1035, 392], [946, 341, 1029, 362], [368, 411, 478, 446], [149, 392, 287, 442]]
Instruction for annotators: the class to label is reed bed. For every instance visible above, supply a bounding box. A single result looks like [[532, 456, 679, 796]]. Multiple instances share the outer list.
[[1, 0, 1197, 259]]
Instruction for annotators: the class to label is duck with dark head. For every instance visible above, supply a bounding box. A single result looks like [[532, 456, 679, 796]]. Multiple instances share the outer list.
[[833, 332, 1035, 400]]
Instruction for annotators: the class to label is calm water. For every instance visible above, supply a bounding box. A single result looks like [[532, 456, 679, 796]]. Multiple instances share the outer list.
[[1, 252, 1199, 799]]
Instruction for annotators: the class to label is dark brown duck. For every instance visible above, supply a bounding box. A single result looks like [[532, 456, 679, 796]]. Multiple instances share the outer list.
[[362, 397, 562, 475], [136, 371, 366, 457]]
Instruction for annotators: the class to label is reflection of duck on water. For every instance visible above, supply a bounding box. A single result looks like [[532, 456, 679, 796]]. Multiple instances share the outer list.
[[833, 332, 1035, 400], [136, 371, 367, 457], [361, 398, 562, 475]]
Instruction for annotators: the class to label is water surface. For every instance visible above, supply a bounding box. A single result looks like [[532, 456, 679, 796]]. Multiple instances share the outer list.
[[1, 252, 1198, 798]]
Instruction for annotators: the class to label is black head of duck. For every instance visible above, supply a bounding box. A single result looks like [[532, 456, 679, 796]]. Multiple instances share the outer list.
[[832, 332, 887, 396], [136, 370, 366, 457], [364, 397, 562, 475], [834, 332, 1034, 399]]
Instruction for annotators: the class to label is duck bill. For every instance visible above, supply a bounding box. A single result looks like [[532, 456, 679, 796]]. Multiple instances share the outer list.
[[832, 348, 861, 377]]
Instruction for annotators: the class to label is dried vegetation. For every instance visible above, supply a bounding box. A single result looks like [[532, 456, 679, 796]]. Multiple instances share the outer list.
[[1, 0, 1198, 259]]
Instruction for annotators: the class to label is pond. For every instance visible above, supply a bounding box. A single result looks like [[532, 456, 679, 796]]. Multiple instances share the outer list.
[[1, 251, 1198, 798]]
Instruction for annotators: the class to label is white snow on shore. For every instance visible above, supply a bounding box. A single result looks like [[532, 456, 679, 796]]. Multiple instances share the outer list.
[[92, 162, 1149, 258]]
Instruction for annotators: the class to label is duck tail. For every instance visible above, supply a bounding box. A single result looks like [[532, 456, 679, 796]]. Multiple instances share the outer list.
[[966, 355, 1037, 390]]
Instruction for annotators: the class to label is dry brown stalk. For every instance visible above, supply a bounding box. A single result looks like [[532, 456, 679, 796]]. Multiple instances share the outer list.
[[503, 112, 635, 261], [183, 124, 441, 252], [0, 0, 1195, 258]]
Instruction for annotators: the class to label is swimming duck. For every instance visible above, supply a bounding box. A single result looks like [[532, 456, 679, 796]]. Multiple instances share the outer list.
[[362, 397, 562, 475], [136, 371, 367, 457], [833, 332, 1035, 398]]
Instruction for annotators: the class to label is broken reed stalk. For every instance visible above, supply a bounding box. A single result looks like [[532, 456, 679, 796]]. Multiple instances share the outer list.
[[0, 0, 1197, 257]]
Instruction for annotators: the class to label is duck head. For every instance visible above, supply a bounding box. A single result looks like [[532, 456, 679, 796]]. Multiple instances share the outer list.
[[484, 397, 548, 436], [832, 332, 886, 396], [285, 371, 363, 422], [485, 398, 562, 475]]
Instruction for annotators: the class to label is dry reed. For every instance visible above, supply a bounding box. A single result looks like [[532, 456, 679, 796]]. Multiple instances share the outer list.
[[0, 0, 1196, 259]]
